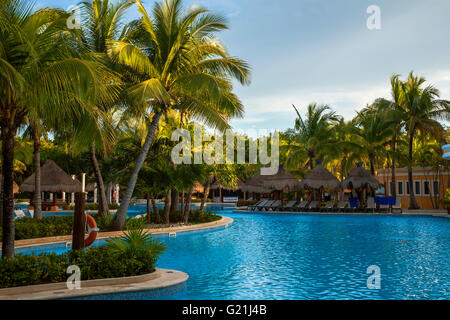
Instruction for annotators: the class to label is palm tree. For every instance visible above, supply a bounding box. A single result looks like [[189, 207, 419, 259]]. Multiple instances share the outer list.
[[0, 0, 115, 258], [73, 0, 136, 217], [397, 72, 450, 209], [108, 0, 250, 230], [289, 103, 339, 169]]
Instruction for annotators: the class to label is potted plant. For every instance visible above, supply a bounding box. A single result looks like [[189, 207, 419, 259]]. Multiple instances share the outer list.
[[441, 188, 450, 214]]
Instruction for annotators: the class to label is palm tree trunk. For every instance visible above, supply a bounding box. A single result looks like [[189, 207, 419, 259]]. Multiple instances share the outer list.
[[180, 191, 185, 219], [391, 139, 396, 197], [408, 133, 420, 209], [1, 126, 16, 258], [89, 142, 109, 218], [146, 193, 151, 224], [184, 188, 193, 224], [200, 180, 211, 212], [164, 189, 171, 224], [151, 195, 160, 224], [170, 189, 178, 214], [110, 112, 162, 230], [369, 154, 375, 175], [31, 123, 42, 220]]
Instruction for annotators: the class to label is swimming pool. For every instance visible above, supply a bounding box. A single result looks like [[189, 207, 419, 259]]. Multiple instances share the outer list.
[[15, 211, 450, 300]]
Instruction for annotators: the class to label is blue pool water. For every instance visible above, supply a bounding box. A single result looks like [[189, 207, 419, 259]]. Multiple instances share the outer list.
[[15, 210, 450, 300]]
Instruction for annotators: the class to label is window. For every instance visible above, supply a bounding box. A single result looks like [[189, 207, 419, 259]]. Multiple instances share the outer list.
[[433, 180, 440, 195], [406, 181, 410, 195], [423, 181, 430, 195], [414, 181, 421, 196], [397, 181, 403, 195]]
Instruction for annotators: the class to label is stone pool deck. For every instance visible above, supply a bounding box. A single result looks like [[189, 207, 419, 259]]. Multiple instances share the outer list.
[[0, 268, 188, 300], [0, 216, 234, 249]]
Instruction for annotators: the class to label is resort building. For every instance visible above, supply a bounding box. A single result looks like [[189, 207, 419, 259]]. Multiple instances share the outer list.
[[375, 167, 450, 209]]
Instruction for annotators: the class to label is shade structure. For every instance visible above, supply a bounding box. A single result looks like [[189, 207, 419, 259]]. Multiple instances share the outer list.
[[19, 160, 82, 193], [192, 181, 205, 193], [299, 162, 341, 191], [342, 163, 381, 190], [262, 166, 301, 191], [241, 170, 275, 194], [0, 175, 19, 194], [85, 183, 96, 192], [210, 179, 244, 191]]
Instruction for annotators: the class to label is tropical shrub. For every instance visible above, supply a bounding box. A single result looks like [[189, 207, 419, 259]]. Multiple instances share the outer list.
[[237, 200, 258, 207], [441, 188, 450, 207], [0, 239, 165, 288]]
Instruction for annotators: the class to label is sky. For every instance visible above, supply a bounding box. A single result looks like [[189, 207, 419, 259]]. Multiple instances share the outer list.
[[37, 0, 450, 133]]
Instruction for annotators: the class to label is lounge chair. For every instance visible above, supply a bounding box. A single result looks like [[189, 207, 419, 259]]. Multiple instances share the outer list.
[[392, 197, 402, 214], [280, 200, 297, 211], [253, 200, 270, 211], [258, 200, 274, 211], [320, 201, 335, 212], [293, 201, 309, 212], [14, 210, 26, 219], [265, 200, 281, 211], [332, 201, 347, 212], [248, 200, 265, 211], [306, 200, 319, 212]]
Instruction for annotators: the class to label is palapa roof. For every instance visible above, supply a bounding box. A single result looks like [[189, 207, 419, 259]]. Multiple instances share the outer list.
[[262, 166, 301, 191], [241, 169, 275, 194], [342, 163, 381, 190], [298, 161, 341, 191], [0, 175, 19, 194], [85, 183, 96, 192], [210, 179, 244, 191], [20, 160, 82, 193]]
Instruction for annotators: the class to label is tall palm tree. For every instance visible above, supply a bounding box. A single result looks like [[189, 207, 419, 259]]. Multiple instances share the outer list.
[[0, 0, 115, 258], [108, 0, 250, 230], [397, 72, 450, 209], [72, 0, 135, 217], [289, 103, 339, 169]]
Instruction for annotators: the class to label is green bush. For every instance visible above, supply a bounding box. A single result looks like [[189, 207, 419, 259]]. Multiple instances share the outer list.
[[0, 232, 166, 289], [61, 203, 119, 211]]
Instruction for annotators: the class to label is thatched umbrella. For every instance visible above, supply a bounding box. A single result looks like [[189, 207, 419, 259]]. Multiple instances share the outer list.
[[342, 163, 381, 190], [20, 160, 82, 193], [262, 166, 301, 191], [299, 160, 341, 191], [241, 170, 274, 194], [0, 175, 19, 194]]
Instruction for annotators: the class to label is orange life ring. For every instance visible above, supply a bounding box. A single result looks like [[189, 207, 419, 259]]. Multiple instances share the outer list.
[[72, 214, 99, 247]]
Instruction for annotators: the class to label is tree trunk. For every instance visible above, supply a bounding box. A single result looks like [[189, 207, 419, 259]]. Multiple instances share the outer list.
[[110, 112, 162, 230], [200, 180, 211, 212], [0, 174, 3, 226], [369, 154, 375, 175], [89, 142, 109, 217], [31, 123, 42, 220], [184, 188, 193, 224], [391, 139, 396, 197], [180, 191, 185, 220], [151, 195, 160, 224], [164, 189, 171, 224], [170, 189, 178, 214], [408, 133, 420, 209], [1, 126, 16, 258], [146, 193, 151, 224]]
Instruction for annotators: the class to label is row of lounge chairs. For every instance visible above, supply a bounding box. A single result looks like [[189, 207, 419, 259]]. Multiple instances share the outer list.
[[248, 198, 402, 213]]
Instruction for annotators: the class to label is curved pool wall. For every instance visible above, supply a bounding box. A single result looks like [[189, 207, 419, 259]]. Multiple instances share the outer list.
[[12, 211, 450, 300]]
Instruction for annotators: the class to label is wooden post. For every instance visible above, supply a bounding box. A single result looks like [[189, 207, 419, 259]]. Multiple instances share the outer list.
[[72, 192, 86, 251]]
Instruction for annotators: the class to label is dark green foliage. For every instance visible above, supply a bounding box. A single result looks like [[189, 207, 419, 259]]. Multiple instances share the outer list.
[[237, 200, 258, 207]]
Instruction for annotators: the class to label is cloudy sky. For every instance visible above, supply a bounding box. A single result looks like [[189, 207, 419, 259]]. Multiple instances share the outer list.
[[38, 0, 450, 132]]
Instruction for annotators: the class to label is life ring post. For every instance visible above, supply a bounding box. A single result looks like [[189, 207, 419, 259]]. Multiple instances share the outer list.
[[72, 192, 87, 251]]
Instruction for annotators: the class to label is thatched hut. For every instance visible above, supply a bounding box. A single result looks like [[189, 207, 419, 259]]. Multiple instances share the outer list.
[[299, 160, 340, 200], [342, 163, 381, 190], [20, 160, 81, 210], [262, 166, 301, 191], [241, 170, 274, 194]]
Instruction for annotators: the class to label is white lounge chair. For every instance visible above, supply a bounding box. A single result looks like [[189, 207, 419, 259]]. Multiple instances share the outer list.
[[14, 210, 26, 219]]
